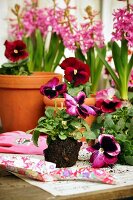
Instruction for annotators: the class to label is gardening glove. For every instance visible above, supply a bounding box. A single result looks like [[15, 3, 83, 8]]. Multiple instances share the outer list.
[[0, 131, 47, 155]]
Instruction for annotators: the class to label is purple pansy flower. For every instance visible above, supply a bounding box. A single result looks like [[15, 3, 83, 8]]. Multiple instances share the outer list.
[[64, 91, 97, 118], [87, 134, 121, 168], [96, 88, 122, 113], [40, 77, 67, 99]]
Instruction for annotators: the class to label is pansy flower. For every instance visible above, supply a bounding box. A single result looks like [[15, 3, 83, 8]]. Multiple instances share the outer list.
[[4, 40, 29, 62], [40, 77, 67, 99], [87, 134, 121, 168], [64, 91, 97, 118], [60, 57, 90, 86], [96, 88, 122, 113]]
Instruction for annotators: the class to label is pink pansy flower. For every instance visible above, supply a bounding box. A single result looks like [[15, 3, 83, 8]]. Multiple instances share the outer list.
[[40, 77, 67, 99], [96, 88, 122, 113], [64, 92, 97, 118], [87, 134, 121, 168]]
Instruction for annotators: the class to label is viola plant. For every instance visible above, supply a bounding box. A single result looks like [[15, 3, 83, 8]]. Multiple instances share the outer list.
[[90, 88, 133, 166], [87, 134, 121, 168], [0, 40, 30, 75]]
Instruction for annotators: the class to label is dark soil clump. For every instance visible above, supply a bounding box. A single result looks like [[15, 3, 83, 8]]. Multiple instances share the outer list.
[[44, 138, 82, 168]]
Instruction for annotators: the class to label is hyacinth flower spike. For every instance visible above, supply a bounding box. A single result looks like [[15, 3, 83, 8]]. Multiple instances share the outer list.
[[87, 134, 121, 168], [40, 77, 67, 99], [64, 91, 97, 118]]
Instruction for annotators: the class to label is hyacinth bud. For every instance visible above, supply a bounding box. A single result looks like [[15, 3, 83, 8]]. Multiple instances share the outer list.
[[85, 5, 92, 16], [11, 4, 20, 16], [32, 0, 38, 7], [15, 4, 20, 13], [64, 0, 71, 5]]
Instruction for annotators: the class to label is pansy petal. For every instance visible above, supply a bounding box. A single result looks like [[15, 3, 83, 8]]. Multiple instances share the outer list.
[[107, 142, 121, 156], [104, 155, 118, 165], [77, 106, 89, 118], [74, 71, 90, 86], [55, 83, 67, 94], [64, 93, 77, 106], [66, 104, 77, 116], [90, 151, 105, 168], [64, 67, 75, 82], [44, 89, 58, 99], [82, 105, 97, 116], [99, 134, 121, 156], [76, 92, 86, 105], [44, 77, 59, 88], [60, 57, 77, 70]]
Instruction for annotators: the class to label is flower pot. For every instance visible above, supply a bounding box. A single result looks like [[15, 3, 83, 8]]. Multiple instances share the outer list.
[[43, 96, 96, 126], [44, 138, 82, 168], [0, 72, 62, 132]]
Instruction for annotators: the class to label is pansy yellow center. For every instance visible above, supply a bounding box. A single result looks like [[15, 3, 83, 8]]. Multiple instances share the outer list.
[[99, 148, 104, 153], [74, 69, 77, 75], [14, 49, 18, 54]]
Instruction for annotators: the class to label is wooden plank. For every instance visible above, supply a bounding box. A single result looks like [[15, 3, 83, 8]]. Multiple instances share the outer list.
[[0, 167, 133, 200]]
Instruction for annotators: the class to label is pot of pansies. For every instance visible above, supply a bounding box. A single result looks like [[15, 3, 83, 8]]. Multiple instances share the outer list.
[[41, 57, 97, 127], [29, 92, 97, 168], [0, 0, 68, 132], [0, 40, 62, 132]]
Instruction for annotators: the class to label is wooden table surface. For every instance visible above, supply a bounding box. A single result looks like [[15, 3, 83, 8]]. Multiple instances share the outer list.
[[0, 167, 133, 200]]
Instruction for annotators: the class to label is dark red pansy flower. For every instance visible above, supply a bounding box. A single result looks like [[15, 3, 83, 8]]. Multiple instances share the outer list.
[[87, 134, 121, 168], [60, 57, 90, 86], [4, 40, 29, 62], [40, 77, 67, 99]]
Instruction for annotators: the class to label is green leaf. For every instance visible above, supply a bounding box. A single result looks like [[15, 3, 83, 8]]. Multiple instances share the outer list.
[[116, 134, 127, 142], [74, 132, 82, 140], [70, 121, 82, 129], [32, 130, 40, 146], [34, 29, 44, 71], [96, 46, 119, 88], [75, 48, 86, 61], [124, 156, 133, 165], [121, 39, 128, 68], [68, 85, 84, 96], [59, 134, 67, 140], [45, 107, 55, 118], [127, 54, 133, 78], [116, 118, 125, 131], [51, 40, 65, 71], [112, 41, 124, 78], [104, 115, 115, 129], [83, 131, 96, 140]]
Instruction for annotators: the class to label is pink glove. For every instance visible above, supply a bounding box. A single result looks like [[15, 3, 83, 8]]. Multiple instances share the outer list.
[[0, 131, 47, 155]]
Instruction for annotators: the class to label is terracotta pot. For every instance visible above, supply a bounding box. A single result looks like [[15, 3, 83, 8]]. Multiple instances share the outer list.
[[0, 72, 62, 132], [43, 95, 96, 126]]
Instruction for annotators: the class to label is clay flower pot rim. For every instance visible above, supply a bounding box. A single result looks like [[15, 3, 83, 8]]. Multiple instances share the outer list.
[[43, 95, 96, 107], [0, 72, 62, 89]]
